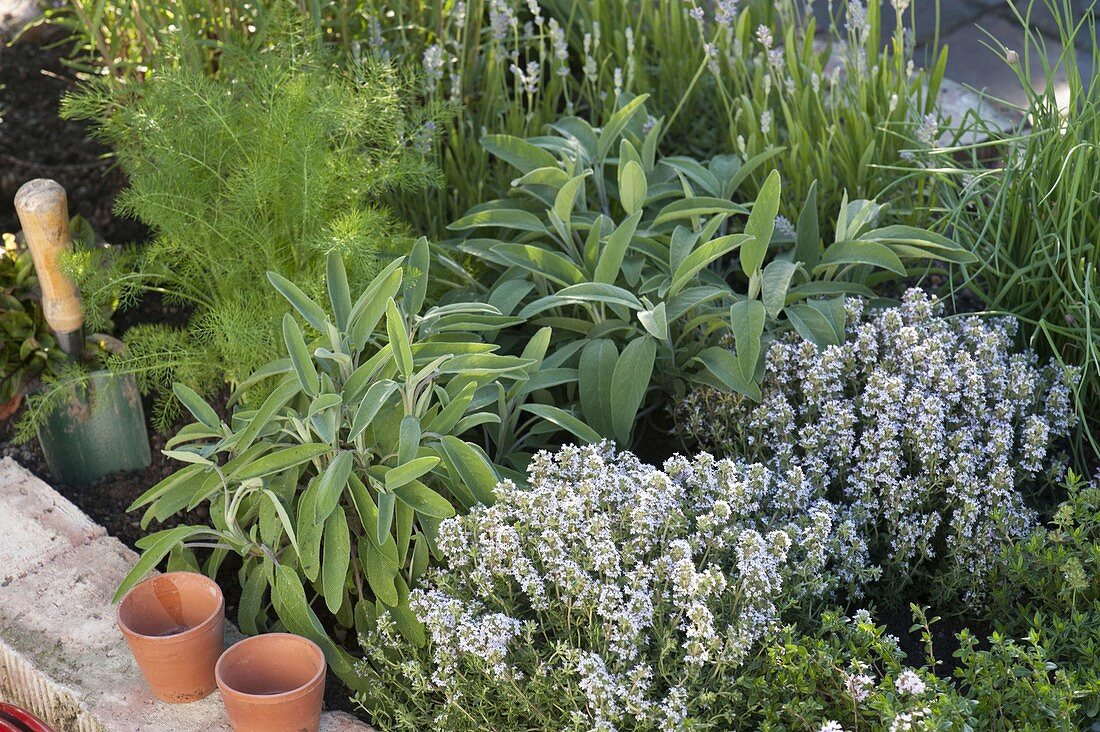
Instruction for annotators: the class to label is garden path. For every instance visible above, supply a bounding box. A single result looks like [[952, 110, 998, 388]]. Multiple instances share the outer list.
[[814, 0, 1096, 108]]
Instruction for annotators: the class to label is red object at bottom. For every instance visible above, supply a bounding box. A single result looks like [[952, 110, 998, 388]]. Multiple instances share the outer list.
[[0, 704, 54, 732]]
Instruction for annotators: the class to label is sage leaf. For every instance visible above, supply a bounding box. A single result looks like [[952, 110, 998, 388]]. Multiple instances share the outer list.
[[172, 383, 221, 430], [268, 271, 328, 332], [610, 336, 656, 444], [394, 479, 456, 519], [741, 169, 781, 276], [322, 509, 351, 614], [283, 313, 319, 396], [313, 451, 354, 525], [385, 456, 441, 492], [232, 443, 330, 481]]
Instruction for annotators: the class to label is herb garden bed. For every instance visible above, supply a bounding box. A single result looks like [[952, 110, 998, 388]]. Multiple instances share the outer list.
[[3, 0, 1100, 730]]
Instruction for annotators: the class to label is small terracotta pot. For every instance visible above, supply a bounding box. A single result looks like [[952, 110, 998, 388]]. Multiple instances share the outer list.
[[216, 633, 326, 732], [116, 572, 225, 703]]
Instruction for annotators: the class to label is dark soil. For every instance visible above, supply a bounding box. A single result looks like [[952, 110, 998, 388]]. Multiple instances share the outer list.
[[0, 43, 145, 244], [877, 602, 991, 679]]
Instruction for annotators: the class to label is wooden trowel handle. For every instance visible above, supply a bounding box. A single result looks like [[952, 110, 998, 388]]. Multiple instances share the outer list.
[[14, 179, 85, 355]]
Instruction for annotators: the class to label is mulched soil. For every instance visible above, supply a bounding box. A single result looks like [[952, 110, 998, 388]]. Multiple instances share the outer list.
[[0, 43, 144, 243]]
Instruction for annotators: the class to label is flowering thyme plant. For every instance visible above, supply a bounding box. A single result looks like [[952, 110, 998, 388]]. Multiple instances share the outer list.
[[355, 442, 863, 729], [676, 289, 1078, 605]]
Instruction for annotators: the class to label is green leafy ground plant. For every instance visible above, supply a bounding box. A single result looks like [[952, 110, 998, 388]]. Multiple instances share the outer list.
[[4, 219, 112, 429], [116, 245, 553, 689], [0, 237, 62, 414]]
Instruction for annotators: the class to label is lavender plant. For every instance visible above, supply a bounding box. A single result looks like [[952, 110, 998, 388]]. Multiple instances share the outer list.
[[361, 0, 947, 237], [355, 442, 865, 729], [675, 289, 1077, 606]]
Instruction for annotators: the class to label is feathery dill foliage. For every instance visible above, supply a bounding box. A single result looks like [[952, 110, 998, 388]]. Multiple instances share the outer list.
[[59, 32, 442, 429]]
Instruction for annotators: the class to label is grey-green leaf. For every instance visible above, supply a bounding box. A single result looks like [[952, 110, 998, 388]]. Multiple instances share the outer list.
[[268, 271, 328, 332], [313, 451, 354, 525], [610, 336, 656, 444], [740, 169, 781, 275], [283, 314, 319, 396], [385, 456, 441, 492], [232, 443, 330, 481], [327, 253, 352, 331], [394, 479, 456, 520], [438, 436, 499, 505], [619, 160, 648, 215], [386, 301, 414, 379], [579, 339, 617, 437], [350, 380, 398, 441], [322, 509, 351, 614], [761, 260, 800, 319], [481, 133, 560, 173], [171, 383, 221, 430], [730, 299, 766, 383], [594, 211, 641, 285]]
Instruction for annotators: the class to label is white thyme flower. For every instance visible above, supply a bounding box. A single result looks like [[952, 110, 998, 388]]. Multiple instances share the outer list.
[[895, 668, 927, 695], [362, 441, 843, 727], [890, 707, 931, 732], [676, 289, 1078, 604], [845, 671, 875, 702]]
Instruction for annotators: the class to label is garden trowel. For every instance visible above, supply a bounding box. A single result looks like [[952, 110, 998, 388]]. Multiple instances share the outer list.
[[14, 178, 150, 485]]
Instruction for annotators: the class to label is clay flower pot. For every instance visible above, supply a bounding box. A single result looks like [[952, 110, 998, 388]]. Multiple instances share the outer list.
[[116, 572, 225, 703], [216, 633, 326, 732]]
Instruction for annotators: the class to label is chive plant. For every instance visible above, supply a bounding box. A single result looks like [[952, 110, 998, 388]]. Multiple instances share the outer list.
[[936, 0, 1100, 461]]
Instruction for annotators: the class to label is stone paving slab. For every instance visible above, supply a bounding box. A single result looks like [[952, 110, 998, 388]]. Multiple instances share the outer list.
[[0, 0, 38, 42], [0, 458, 376, 732], [0, 463, 105, 586], [930, 10, 1096, 109]]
